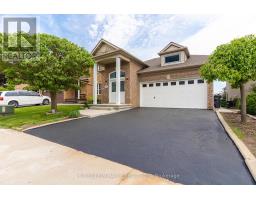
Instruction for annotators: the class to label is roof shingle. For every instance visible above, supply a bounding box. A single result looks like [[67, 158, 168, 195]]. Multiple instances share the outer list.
[[138, 55, 208, 74]]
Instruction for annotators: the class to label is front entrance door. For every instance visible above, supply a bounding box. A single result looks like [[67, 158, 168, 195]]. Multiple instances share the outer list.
[[109, 80, 125, 104]]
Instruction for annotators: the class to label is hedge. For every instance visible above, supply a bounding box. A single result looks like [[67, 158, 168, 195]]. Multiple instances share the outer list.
[[247, 92, 256, 115]]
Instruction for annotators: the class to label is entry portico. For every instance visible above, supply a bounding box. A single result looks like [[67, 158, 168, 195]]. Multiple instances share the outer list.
[[91, 39, 147, 107], [93, 56, 122, 105]]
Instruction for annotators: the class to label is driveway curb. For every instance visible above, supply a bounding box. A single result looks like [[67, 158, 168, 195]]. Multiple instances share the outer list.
[[22, 116, 87, 132], [23, 108, 132, 132], [216, 110, 256, 182]]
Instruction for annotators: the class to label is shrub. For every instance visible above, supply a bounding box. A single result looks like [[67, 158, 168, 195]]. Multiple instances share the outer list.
[[251, 83, 256, 93], [87, 96, 93, 104], [68, 110, 80, 118], [234, 98, 241, 109], [84, 102, 90, 109], [220, 99, 227, 107], [0, 84, 15, 91], [247, 92, 256, 115]]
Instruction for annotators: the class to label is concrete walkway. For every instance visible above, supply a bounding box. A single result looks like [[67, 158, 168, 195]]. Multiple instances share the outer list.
[[0, 129, 174, 185], [79, 109, 120, 118]]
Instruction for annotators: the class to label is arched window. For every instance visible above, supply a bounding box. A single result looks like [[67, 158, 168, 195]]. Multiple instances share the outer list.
[[109, 71, 125, 79]]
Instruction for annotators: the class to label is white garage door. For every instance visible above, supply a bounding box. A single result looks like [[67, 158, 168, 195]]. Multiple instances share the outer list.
[[140, 79, 208, 109]]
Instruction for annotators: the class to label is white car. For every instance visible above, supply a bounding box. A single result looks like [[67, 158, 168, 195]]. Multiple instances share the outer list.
[[0, 90, 51, 107]]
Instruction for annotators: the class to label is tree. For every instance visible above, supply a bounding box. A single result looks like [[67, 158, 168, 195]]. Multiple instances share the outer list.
[[2, 33, 94, 113], [200, 35, 256, 123]]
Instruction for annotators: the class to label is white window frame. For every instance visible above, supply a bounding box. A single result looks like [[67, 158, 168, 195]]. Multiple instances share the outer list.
[[162, 52, 181, 66], [97, 83, 102, 95]]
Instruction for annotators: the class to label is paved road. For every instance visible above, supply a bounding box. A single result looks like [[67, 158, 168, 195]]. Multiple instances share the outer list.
[[26, 108, 255, 184]]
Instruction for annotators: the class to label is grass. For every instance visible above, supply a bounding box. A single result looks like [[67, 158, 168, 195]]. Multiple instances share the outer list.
[[231, 127, 245, 139], [0, 105, 82, 130]]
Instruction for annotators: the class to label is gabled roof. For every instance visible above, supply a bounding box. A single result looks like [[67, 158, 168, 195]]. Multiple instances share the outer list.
[[138, 55, 208, 74], [91, 38, 120, 56], [91, 38, 148, 67], [158, 41, 190, 57]]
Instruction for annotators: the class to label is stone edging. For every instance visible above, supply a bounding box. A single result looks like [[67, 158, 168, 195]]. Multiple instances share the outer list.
[[216, 110, 256, 182], [247, 114, 256, 120]]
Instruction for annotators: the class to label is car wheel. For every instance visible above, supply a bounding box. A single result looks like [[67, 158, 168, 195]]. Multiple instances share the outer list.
[[8, 100, 19, 108], [42, 99, 50, 105]]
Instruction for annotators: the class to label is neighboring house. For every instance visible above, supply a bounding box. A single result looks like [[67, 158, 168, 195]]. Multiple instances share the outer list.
[[14, 76, 93, 103], [225, 81, 256, 101], [91, 39, 213, 109]]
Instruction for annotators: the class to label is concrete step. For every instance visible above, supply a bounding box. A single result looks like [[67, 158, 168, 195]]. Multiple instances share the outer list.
[[90, 104, 132, 110]]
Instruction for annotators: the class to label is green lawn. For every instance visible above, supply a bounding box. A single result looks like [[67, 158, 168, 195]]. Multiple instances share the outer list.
[[0, 105, 82, 130]]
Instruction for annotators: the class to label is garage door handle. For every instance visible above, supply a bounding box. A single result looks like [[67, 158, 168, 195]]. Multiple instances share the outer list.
[[153, 96, 156, 99]]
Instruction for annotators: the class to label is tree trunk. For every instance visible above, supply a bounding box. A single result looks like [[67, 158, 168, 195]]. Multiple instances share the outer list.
[[50, 91, 57, 114], [240, 83, 247, 123]]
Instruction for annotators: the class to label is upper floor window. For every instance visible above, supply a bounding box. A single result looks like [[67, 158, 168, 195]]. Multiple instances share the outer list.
[[164, 54, 180, 64]]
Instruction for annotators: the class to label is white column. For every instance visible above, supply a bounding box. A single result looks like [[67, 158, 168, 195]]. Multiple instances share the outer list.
[[116, 57, 121, 105], [77, 80, 80, 100], [93, 63, 97, 104]]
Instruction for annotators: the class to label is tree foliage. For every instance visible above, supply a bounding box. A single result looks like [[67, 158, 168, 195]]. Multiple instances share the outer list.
[[200, 35, 256, 122], [201, 34, 256, 86], [0, 33, 94, 112]]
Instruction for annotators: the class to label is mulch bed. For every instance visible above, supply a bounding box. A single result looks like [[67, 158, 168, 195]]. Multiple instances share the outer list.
[[221, 112, 256, 157]]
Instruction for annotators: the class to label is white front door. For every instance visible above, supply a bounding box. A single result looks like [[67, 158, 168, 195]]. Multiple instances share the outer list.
[[109, 80, 125, 104]]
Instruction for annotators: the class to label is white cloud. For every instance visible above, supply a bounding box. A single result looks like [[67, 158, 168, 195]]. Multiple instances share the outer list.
[[181, 15, 256, 94], [182, 15, 256, 54], [89, 15, 144, 48], [88, 24, 98, 38], [88, 15, 214, 60]]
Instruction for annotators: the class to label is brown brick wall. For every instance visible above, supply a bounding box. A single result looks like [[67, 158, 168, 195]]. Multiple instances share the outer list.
[[96, 61, 130, 104], [15, 84, 28, 90], [207, 82, 214, 109], [64, 89, 76, 100], [138, 67, 201, 82], [129, 61, 144, 107], [43, 91, 65, 103]]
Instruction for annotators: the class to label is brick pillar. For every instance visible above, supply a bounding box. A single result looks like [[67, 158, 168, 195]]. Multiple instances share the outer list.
[[207, 82, 214, 109]]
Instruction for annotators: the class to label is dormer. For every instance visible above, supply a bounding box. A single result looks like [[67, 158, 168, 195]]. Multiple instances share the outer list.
[[158, 42, 190, 67]]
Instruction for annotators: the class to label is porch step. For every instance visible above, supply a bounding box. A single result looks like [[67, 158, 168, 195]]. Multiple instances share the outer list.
[[89, 104, 132, 110]]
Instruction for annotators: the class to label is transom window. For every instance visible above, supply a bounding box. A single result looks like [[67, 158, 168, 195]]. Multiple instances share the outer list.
[[164, 54, 180, 64], [110, 71, 125, 79]]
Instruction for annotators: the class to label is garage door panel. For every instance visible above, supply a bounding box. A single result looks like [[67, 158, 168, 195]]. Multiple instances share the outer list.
[[140, 80, 207, 109]]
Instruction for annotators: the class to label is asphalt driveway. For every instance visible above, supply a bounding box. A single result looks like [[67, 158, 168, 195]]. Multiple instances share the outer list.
[[26, 108, 255, 184]]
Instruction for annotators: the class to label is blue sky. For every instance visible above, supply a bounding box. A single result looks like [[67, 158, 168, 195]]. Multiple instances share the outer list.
[[1, 14, 256, 93]]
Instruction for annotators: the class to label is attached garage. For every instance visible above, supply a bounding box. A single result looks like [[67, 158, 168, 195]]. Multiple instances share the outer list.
[[140, 78, 208, 109]]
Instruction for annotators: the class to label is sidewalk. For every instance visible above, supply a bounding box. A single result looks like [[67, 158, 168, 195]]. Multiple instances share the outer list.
[[0, 129, 175, 185]]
